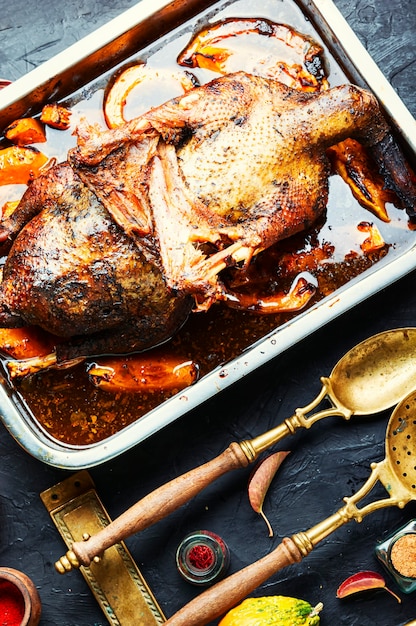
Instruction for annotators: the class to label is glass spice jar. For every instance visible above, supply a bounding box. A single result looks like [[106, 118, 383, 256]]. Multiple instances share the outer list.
[[375, 519, 416, 593], [176, 530, 230, 586]]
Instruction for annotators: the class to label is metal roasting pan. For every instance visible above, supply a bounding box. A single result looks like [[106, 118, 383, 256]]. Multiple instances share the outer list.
[[0, 0, 415, 469]]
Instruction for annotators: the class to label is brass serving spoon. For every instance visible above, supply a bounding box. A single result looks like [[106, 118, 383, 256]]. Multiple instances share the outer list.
[[56, 327, 416, 573], [165, 387, 416, 626]]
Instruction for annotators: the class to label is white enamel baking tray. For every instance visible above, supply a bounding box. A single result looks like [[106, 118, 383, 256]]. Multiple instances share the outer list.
[[0, 0, 415, 468]]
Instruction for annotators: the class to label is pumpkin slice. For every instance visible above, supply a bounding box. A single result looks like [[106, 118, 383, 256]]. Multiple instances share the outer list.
[[87, 352, 199, 393], [0, 146, 48, 185], [177, 17, 329, 91], [104, 64, 198, 128], [4, 117, 47, 146], [40, 103, 72, 130]]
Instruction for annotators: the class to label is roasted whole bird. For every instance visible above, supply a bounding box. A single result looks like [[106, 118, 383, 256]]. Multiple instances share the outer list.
[[0, 71, 415, 363], [65, 72, 416, 303]]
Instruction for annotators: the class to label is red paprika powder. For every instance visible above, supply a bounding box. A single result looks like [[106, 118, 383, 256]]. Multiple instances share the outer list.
[[176, 530, 230, 585], [188, 543, 215, 570], [0, 579, 25, 626]]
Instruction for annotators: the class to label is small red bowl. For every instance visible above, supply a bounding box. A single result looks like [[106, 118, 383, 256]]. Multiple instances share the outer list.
[[0, 567, 41, 626]]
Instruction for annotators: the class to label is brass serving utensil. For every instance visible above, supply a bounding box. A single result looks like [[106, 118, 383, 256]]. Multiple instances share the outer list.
[[56, 327, 416, 573], [165, 388, 416, 626]]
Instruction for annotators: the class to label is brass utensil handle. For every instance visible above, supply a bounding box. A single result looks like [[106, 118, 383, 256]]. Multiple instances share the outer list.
[[56, 441, 251, 572], [56, 384, 340, 572], [164, 458, 408, 625], [165, 508, 350, 626], [164, 537, 304, 626]]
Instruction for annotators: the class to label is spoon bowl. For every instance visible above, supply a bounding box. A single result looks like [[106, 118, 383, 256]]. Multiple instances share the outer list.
[[331, 328, 416, 414], [387, 391, 416, 489], [245, 327, 416, 457]]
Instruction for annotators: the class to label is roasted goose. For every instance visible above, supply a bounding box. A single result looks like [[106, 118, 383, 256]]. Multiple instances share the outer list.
[[69, 71, 416, 308], [0, 72, 415, 362]]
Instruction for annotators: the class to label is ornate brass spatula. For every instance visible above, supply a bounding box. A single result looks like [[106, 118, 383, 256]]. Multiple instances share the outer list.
[[55, 327, 416, 574]]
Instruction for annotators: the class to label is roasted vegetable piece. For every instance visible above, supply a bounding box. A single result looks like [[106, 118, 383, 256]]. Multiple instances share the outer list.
[[40, 103, 72, 130], [0, 146, 48, 185], [327, 138, 398, 222], [87, 352, 199, 392], [1, 200, 19, 219], [223, 276, 316, 314], [177, 17, 328, 91], [0, 326, 57, 360], [4, 117, 46, 145], [6, 352, 82, 379], [218, 596, 323, 625], [357, 221, 386, 253], [104, 64, 198, 128]]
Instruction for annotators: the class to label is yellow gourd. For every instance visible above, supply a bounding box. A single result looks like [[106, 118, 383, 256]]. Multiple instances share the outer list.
[[218, 596, 323, 626]]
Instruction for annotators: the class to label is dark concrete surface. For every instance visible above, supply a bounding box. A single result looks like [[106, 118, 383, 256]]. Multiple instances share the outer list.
[[0, 1, 416, 624]]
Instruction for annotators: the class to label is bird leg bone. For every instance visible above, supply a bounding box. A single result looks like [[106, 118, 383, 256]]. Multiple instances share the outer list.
[[6, 353, 84, 379], [148, 144, 260, 305]]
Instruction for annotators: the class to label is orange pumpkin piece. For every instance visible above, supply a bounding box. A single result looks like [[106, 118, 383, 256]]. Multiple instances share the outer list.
[[104, 64, 197, 128], [357, 221, 386, 253], [1, 200, 20, 219], [4, 117, 46, 145], [223, 276, 316, 314], [0, 145, 48, 185], [0, 326, 56, 360], [88, 352, 199, 393], [177, 17, 329, 92], [40, 103, 72, 130]]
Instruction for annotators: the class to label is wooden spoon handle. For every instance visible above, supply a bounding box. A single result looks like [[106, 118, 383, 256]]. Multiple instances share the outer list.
[[58, 442, 250, 570], [165, 537, 304, 626]]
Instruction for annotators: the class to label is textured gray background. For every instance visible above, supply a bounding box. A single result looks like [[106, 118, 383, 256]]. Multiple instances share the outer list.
[[1, 1, 416, 625]]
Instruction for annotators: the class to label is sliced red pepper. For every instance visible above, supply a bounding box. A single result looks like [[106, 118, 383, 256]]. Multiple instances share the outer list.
[[337, 570, 401, 603]]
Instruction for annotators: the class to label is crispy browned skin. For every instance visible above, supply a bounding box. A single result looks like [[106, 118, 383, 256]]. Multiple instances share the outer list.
[[70, 72, 416, 306], [0, 163, 191, 360], [0, 72, 414, 360]]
